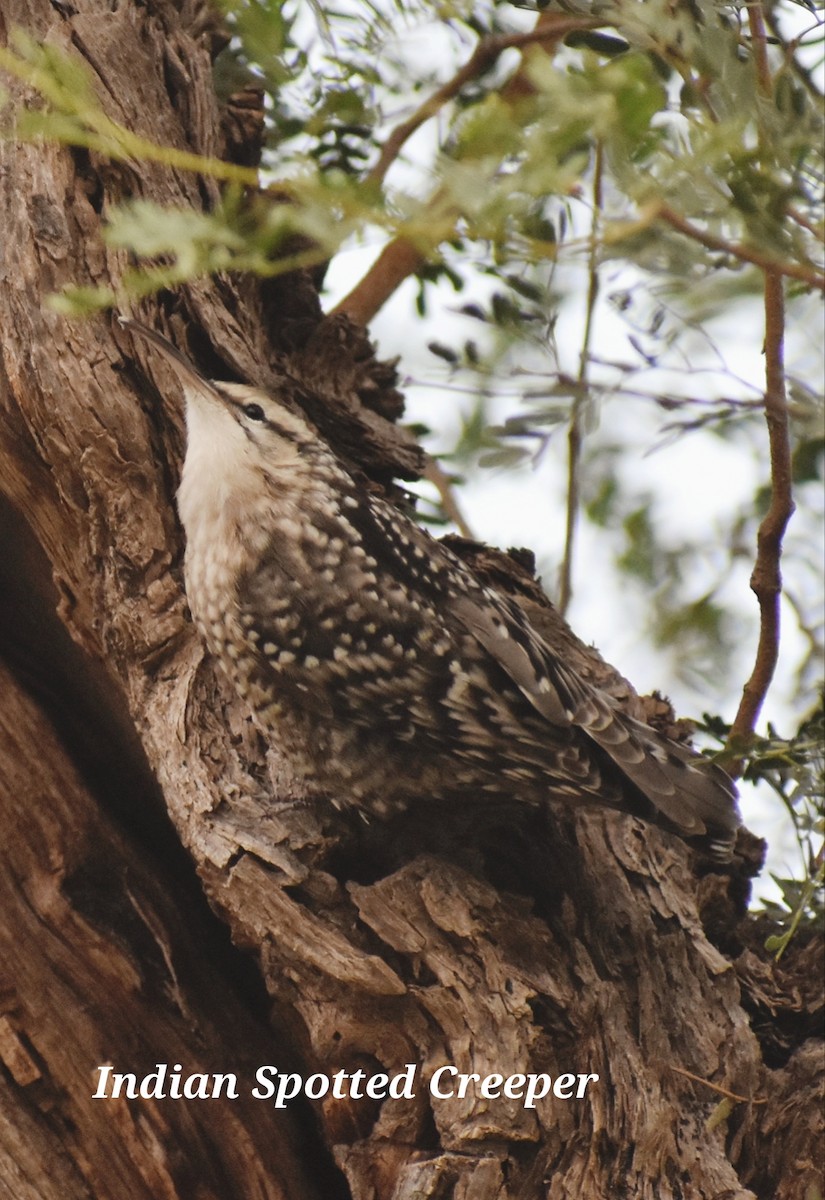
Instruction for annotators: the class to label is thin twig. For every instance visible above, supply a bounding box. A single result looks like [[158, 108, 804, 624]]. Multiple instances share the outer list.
[[654, 205, 825, 292], [367, 17, 600, 188], [783, 586, 825, 690], [772, 844, 825, 962], [787, 205, 824, 243], [762, 5, 824, 105], [670, 1065, 767, 1106], [422, 458, 475, 539], [559, 142, 602, 616], [334, 13, 592, 325]]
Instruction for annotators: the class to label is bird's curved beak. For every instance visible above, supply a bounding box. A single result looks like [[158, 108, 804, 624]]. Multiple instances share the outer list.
[[119, 317, 223, 400]]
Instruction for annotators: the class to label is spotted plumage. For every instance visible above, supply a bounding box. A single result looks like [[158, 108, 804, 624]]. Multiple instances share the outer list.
[[123, 320, 741, 860]]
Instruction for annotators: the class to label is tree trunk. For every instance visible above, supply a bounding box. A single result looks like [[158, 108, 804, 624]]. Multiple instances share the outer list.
[[0, 3, 821, 1198]]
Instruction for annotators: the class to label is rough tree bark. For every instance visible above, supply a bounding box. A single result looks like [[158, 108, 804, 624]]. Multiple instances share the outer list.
[[0, 2, 821, 1199]]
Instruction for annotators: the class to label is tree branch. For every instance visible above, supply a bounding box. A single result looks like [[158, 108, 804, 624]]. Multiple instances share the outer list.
[[366, 16, 600, 188], [653, 204, 825, 291], [423, 456, 475, 539], [337, 134, 824, 330], [334, 13, 597, 324], [331, 232, 430, 325], [727, 3, 797, 762], [787, 204, 824, 243], [746, 0, 774, 95]]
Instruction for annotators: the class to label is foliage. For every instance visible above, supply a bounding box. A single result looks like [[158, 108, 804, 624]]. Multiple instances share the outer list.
[[703, 701, 824, 946], [746, 700, 824, 948]]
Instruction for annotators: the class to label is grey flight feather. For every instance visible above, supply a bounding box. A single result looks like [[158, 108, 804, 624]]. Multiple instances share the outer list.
[[448, 581, 739, 846]]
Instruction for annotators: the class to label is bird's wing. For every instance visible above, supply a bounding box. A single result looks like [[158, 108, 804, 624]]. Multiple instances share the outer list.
[[449, 589, 740, 853], [342, 495, 739, 854]]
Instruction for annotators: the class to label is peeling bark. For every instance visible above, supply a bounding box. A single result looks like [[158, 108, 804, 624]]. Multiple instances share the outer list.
[[0, 655, 322, 1200], [0, 2, 821, 1198]]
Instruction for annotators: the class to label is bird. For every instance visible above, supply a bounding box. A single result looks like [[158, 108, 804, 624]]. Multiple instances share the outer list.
[[121, 317, 741, 861]]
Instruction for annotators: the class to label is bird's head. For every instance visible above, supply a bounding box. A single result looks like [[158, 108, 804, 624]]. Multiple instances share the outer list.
[[120, 317, 328, 547]]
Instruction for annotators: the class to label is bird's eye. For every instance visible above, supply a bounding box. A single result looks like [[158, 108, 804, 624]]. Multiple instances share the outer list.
[[243, 402, 266, 422]]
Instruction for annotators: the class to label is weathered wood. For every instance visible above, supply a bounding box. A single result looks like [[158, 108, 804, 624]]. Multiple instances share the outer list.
[[0, 1, 820, 1197], [0, 657, 322, 1200]]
